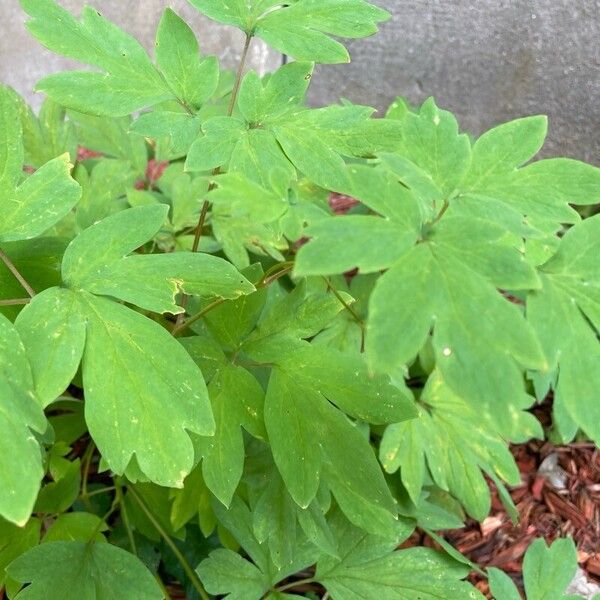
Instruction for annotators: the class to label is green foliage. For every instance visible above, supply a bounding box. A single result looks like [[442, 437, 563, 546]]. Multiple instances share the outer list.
[[488, 538, 584, 600], [1, 0, 599, 598]]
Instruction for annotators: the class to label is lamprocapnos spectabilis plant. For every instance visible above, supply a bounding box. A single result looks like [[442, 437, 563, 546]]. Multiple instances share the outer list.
[[1, 0, 599, 598]]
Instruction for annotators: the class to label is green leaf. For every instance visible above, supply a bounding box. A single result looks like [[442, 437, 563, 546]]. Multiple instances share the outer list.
[[21, 0, 173, 116], [201, 496, 319, 593], [522, 538, 578, 600], [156, 9, 219, 110], [0, 314, 45, 526], [0, 154, 82, 243], [79, 293, 215, 487], [528, 215, 600, 444], [462, 155, 600, 225], [316, 511, 483, 600], [395, 98, 472, 196], [42, 513, 107, 543], [265, 368, 397, 535], [197, 548, 267, 600], [63, 205, 254, 314], [7, 541, 163, 599], [34, 458, 81, 514], [18, 96, 78, 169], [0, 518, 41, 589], [0, 85, 24, 196], [68, 111, 148, 173], [185, 117, 248, 172], [187, 66, 401, 190], [367, 237, 545, 438], [238, 62, 314, 124], [488, 568, 522, 600], [200, 364, 265, 506], [203, 264, 268, 349], [380, 371, 520, 520], [295, 166, 423, 276], [188, 0, 389, 64], [0, 88, 80, 241], [463, 115, 548, 188], [62, 204, 169, 287], [275, 345, 416, 424], [15, 287, 86, 407]]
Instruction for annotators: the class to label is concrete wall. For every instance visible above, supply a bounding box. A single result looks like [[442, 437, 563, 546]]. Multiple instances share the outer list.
[[308, 0, 600, 164], [1, 0, 599, 163]]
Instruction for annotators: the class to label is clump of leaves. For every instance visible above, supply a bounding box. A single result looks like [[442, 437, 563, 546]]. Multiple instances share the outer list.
[[1, 0, 599, 598]]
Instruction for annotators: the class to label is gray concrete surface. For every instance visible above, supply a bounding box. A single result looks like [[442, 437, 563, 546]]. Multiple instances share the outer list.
[[1, 0, 599, 163], [309, 0, 600, 164]]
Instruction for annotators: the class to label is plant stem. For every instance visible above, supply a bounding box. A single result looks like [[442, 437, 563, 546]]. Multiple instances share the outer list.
[[0, 248, 36, 297], [172, 297, 226, 337], [431, 197, 450, 225], [275, 577, 316, 593], [84, 486, 116, 499], [227, 33, 253, 116], [174, 34, 253, 329], [115, 484, 137, 556], [80, 441, 96, 510], [172, 262, 294, 337], [127, 486, 210, 600], [324, 277, 366, 351], [0, 298, 31, 306]]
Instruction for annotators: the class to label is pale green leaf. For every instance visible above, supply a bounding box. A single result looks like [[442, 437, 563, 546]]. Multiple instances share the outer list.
[[197, 548, 267, 600], [316, 513, 482, 600], [22, 0, 173, 116], [7, 541, 162, 599], [63, 204, 168, 286], [15, 287, 86, 407], [523, 538, 578, 600], [185, 117, 248, 172], [0, 85, 24, 196], [201, 364, 265, 506], [156, 9, 219, 110], [368, 243, 546, 439], [0, 518, 41, 589], [0, 314, 45, 526], [276, 345, 416, 424], [265, 369, 397, 535], [528, 215, 600, 445], [79, 293, 214, 487], [464, 115, 548, 188], [188, 0, 390, 64], [396, 98, 472, 196], [488, 568, 522, 600], [0, 153, 81, 243]]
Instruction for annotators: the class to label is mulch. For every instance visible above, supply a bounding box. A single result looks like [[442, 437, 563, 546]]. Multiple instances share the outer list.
[[400, 440, 600, 598]]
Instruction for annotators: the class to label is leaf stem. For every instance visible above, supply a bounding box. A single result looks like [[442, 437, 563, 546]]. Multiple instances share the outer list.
[[172, 297, 226, 337], [323, 277, 366, 351], [431, 197, 450, 225], [172, 262, 294, 337], [274, 577, 316, 593], [0, 248, 36, 297], [227, 33, 253, 116], [126, 485, 210, 600], [80, 441, 96, 510], [174, 34, 253, 329], [115, 484, 137, 556], [0, 298, 31, 306]]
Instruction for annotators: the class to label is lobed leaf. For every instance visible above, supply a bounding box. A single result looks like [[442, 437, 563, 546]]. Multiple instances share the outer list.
[[0, 315, 45, 526], [187, 0, 390, 64], [7, 541, 162, 599]]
